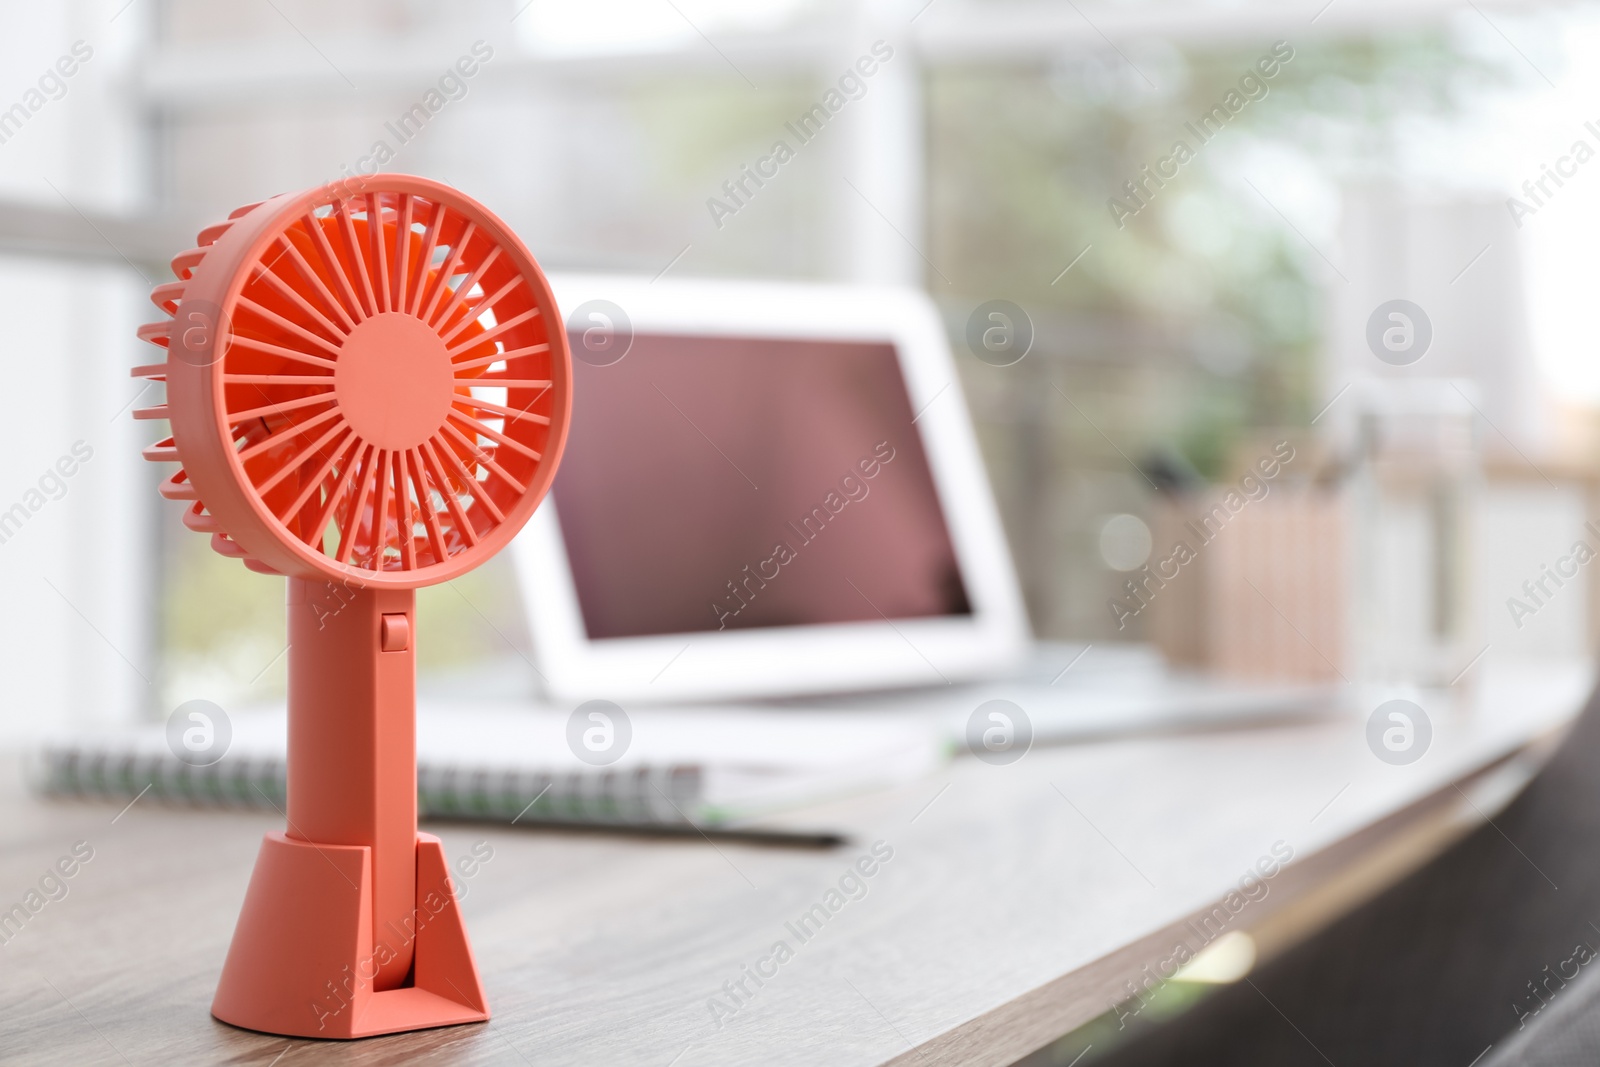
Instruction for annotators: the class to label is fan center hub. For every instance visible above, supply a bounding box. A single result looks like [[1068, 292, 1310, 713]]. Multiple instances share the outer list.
[[334, 312, 455, 452]]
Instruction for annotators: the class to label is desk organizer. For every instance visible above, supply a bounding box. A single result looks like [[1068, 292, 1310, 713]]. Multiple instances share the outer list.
[[134, 174, 571, 1038]]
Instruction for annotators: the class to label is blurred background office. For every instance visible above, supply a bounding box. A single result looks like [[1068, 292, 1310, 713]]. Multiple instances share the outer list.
[[2, 0, 1599, 737]]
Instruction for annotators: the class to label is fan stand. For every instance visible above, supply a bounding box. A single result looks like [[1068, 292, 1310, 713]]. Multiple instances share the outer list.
[[210, 579, 489, 1039]]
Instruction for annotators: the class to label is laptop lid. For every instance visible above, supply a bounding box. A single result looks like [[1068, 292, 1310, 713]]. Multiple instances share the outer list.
[[512, 274, 1028, 703]]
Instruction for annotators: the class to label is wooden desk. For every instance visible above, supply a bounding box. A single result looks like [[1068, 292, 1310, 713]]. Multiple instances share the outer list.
[[0, 661, 1589, 1066]]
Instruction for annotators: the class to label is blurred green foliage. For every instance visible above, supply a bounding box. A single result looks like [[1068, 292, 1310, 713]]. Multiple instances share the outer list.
[[931, 31, 1507, 476]]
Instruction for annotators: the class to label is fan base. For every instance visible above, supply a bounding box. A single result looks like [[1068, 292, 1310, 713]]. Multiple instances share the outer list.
[[211, 831, 489, 1039]]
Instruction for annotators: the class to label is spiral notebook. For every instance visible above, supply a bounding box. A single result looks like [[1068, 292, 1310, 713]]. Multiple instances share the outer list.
[[33, 702, 948, 835]]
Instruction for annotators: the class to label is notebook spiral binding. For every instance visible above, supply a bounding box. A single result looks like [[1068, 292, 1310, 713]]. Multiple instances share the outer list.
[[32, 746, 702, 827]]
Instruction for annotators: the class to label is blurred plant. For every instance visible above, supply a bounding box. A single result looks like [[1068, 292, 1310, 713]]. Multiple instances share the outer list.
[[929, 29, 1513, 632], [934, 31, 1509, 443]]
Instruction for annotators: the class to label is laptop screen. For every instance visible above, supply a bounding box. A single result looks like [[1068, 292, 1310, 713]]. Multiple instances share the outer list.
[[550, 333, 972, 640]]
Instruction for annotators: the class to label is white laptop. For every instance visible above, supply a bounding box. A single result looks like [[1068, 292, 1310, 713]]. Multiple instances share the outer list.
[[512, 274, 1331, 740]]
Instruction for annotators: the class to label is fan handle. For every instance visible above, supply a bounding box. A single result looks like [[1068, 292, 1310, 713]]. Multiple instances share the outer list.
[[286, 577, 419, 990]]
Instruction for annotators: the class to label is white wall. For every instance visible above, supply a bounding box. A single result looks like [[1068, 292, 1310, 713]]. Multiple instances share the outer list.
[[0, 0, 152, 740]]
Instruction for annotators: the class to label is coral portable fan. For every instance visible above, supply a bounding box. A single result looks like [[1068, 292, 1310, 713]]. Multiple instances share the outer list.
[[134, 175, 571, 1038]]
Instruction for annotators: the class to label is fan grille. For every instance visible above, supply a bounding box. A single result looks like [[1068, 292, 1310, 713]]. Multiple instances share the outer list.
[[135, 180, 569, 585]]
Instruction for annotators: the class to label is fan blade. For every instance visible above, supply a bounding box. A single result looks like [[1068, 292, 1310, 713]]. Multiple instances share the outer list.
[[223, 373, 335, 386], [253, 267, 348, 344], [335, 197, 378, 319], [405, 446, 450, 565], [336, 444, 383, 565], [445, 409, 542, 462], [453, 378, 553, 390], [437, 274, 522, 346], [228, 392, 338, 426], [408, 200, 448, 317], [444, 307, 539, 358], [283, 432, 361, 529], [235, 296, 345, 360], [452, 342, 550, 372], [438, 420, 526, 494], [392, 193, 414, 314], [393, 450, 416, 570], [422, 434, 499, 530], [308, 439, 370, 551], [418, 221, 476, 326], [293, 217, 363, 330], [416, 438, 481, 546], [430, 246, 502, 333], [255, 419, 351, 497], [452, 395, 552, 427], [368, 191, 392, 315]]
